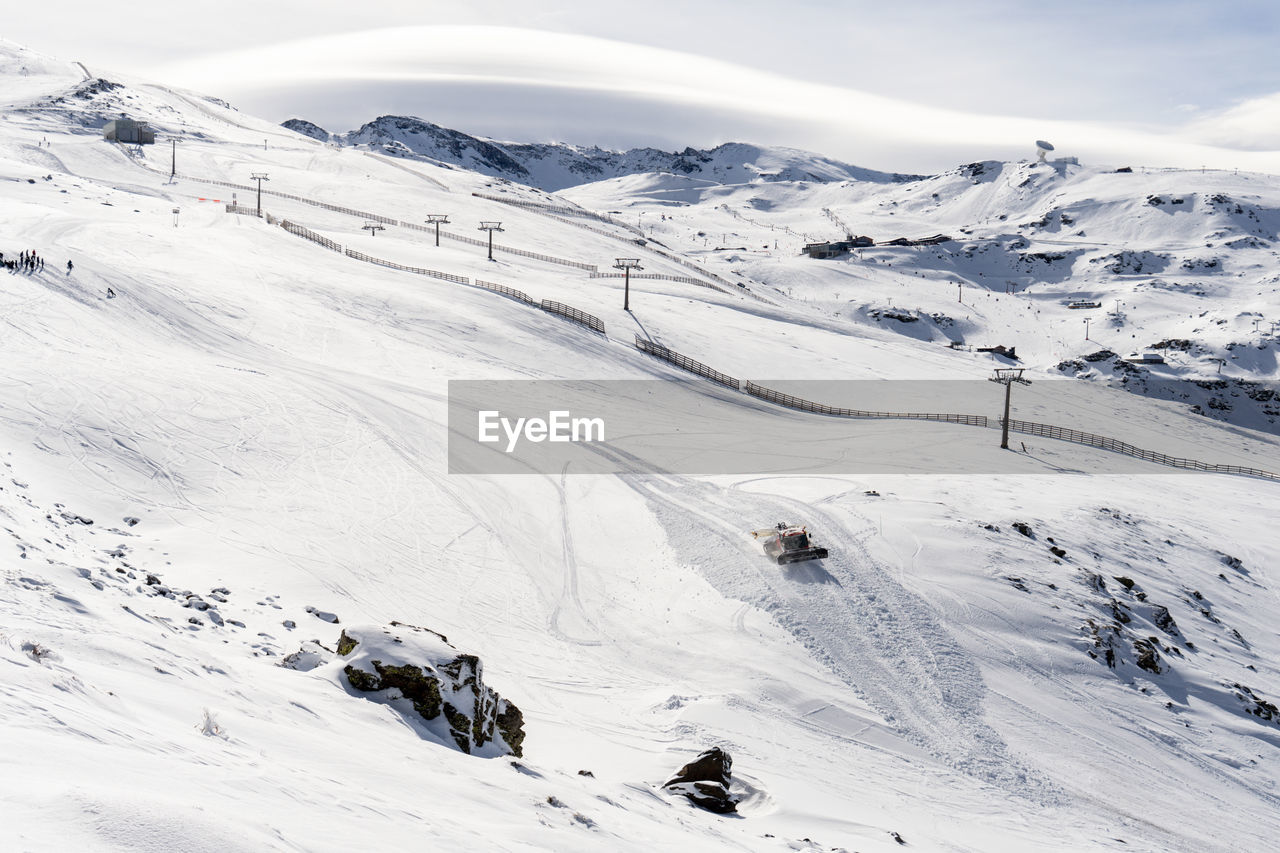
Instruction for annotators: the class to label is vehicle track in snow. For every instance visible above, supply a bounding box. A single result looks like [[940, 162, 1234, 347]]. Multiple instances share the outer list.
[[615, 468, 1060, 804]]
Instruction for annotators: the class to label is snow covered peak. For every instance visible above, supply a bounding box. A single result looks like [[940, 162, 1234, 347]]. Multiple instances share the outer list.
[[281, 117, 330, 142], [283, 113, 919, 191]]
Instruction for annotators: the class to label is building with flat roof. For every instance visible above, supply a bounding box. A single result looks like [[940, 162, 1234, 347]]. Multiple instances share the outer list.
[[103, 119, 155, 145]]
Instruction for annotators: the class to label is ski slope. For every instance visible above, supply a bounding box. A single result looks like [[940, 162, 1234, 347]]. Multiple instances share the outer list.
[[3, 39, 1280, 853]]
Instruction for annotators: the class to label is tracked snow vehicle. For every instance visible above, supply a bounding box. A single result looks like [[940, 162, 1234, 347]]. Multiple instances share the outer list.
[[751, 523, 829, 565]]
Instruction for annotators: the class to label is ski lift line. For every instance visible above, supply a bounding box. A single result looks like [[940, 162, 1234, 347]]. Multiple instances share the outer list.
[[137, 163, 597, 271], [264, 210, 607, 336], [137, 158, 762, 301], [163, 167, 1280, 481], [474, 192, 768, 302], [586, 268, 721, 289], [471, 191, 639, 233], [722, 204, 816, 242]]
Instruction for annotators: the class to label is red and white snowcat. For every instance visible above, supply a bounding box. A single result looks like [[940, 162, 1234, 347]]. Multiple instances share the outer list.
[[751, 523, 829, 565]]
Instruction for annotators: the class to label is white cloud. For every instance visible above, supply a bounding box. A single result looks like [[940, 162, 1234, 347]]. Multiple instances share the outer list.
[[1184, 92, 1280, 151], [152, 26, 1280, 176]]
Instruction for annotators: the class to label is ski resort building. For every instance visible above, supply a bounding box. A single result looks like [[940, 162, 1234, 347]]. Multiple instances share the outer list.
[[102, 118, 155, 145], [803, 236, 874, 258]]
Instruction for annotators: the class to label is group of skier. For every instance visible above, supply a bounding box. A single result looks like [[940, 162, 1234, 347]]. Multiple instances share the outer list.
[[1, 250, 73, 276]]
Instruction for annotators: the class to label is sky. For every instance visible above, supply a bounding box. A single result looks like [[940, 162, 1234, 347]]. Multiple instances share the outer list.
[[6, 1, 1280, 174]]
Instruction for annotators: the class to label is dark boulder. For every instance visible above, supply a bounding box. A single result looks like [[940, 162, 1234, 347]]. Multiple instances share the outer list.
[[663, 747, 739, 813]]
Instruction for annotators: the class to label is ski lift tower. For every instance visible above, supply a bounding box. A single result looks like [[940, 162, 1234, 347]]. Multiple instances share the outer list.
[[613, 258, 643, 311], [169, 137, 181, 180], [362, 221, 385, 237], [989, 368, 1031, 449], [478, 221, 504, 260], [250, 172, 269, 216], [425, 214, 449, 247]]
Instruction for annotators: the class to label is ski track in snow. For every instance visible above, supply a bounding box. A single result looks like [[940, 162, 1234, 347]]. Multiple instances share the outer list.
[[260, 369, 607, 649], [549, 464, 602, 646]]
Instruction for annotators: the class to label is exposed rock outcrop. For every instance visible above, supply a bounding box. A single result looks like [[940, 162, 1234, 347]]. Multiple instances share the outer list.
[[1133, 637, 1164, 674], [282, 118, 330, 142], [663, 747, 739, 813], [338, 623, 525, 757], [1151, 605, 1180, 637]]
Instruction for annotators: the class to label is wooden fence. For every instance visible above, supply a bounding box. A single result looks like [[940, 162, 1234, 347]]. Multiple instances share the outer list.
[[280, 220, 343, 253], [1005, 419, 1280, 480], [635, 337, 740, 390], [474, 279, 537, 306], [343, 248, 470, 284], [745, 381, 989, 427], [540, 300, 605, 334]]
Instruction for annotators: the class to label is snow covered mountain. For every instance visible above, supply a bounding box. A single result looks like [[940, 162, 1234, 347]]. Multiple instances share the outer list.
[[4, 37, 1280, 853], [560, 159, 1280, 433], [283, 114, 916, 191]]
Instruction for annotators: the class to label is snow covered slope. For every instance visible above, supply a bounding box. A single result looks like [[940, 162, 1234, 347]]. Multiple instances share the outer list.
[[4, 38, 1280, 853], [562, 158, 1280, 433], [284, 114, 916, 191]]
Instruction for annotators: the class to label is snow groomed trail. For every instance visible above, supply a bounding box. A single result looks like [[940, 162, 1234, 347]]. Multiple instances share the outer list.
[[611, 463, 1061, 804]]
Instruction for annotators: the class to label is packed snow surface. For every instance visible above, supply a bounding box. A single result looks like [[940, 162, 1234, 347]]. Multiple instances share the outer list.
[[3, 39, 1280, 853]]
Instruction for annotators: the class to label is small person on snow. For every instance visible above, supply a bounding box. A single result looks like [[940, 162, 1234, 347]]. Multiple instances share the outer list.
[[66, 260, 73, 275], [106, 287, 116, 299]]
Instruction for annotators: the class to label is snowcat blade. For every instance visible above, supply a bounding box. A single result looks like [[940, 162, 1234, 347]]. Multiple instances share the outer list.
[[776, 548, 828, 564]]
